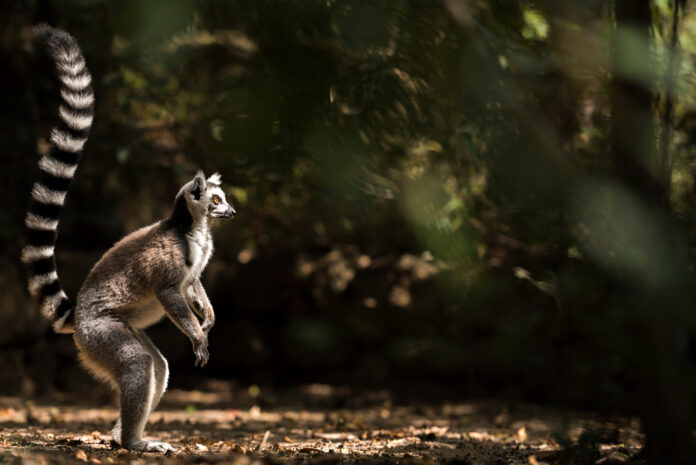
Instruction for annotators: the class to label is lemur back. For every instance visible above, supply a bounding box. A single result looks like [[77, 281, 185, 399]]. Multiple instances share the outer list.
[[75, 192, 214, 329], [24, 25, 236, 453]]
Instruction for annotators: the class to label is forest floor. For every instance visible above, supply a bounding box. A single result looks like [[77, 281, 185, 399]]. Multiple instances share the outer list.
[[0, 386, 643, 465]]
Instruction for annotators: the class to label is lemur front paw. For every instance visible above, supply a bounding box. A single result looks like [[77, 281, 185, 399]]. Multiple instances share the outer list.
[[124, 439, 176, 453], [193, 337, 209, 367]]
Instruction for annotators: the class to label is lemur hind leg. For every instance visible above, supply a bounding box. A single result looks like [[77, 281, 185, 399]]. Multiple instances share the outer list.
[[112, 330, 169, 447], [74, 316, 175, 453], [136, 330, 169, 413]]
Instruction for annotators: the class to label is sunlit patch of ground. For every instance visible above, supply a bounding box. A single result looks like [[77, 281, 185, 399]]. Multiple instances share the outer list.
[[0, 387, 643, 465]]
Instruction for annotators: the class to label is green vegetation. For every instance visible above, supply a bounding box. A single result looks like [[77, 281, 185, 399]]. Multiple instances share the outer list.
[[2, 1, 696, 463]]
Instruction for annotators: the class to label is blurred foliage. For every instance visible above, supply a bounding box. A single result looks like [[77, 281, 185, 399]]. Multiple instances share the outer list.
[[2, 0, 696, 459]]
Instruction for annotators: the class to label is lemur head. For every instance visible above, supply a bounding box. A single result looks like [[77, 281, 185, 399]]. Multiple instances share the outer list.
[[180, 171, 236, 220]]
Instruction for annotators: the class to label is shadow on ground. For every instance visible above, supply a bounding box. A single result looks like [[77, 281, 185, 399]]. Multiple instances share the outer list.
[[0, 386, 643, 465]]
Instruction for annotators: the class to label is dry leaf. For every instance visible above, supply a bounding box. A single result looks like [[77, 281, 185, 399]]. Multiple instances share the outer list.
[[75, 450, 88, 462], [529, 455, 549, 465], [422, 453, 435, 465], [231, 444, 248, 454], [596, 452, 629, 464], [516, 427, 528, 442]]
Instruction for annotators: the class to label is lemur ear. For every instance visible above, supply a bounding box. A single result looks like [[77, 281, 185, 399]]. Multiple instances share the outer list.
[[207, 172, 222, 186], [191, 171, 206, 201]]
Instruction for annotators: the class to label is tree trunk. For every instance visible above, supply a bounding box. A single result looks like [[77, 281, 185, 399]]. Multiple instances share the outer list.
[[611, 2, 694, 463], [611, 1, 666, 206]]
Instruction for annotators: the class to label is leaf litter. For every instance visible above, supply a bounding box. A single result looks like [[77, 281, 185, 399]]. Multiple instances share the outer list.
[[0, 387, 644, 465]]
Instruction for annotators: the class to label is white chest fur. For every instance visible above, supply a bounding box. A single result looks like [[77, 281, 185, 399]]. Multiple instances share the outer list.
[[184, 217, 213, 286]]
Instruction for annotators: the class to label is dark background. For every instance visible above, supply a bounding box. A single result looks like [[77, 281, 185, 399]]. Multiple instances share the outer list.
[[2, 0, 696, 461]]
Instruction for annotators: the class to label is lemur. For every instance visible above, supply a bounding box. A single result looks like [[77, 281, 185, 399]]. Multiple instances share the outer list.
[[22, 25, 236, 452]]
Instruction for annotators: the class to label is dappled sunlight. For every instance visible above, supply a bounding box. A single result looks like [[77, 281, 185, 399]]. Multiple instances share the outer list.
[[3, 0, 696, 463], [0, 389, 642, 464]]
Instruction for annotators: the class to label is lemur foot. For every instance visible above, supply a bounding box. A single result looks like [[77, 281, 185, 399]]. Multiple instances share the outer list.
[[123, 439, 176, 453], [111, 418, 122, 445]]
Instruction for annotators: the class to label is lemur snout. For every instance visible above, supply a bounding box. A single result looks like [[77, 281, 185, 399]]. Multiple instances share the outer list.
[[224, 206, 236, 218]]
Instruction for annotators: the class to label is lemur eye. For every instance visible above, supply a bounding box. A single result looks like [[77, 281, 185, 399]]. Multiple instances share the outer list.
[[213, 196, 220, 205]]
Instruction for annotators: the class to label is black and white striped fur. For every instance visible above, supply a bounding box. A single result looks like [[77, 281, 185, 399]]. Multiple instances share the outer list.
[[22, 25, 94, 334], [21, 26, 237, 453]]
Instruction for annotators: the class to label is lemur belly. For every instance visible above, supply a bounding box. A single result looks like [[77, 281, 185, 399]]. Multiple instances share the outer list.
[[122, 295, 166, 329]]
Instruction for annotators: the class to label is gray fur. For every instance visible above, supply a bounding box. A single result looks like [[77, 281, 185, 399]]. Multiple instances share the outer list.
[[73, 173, 235, 452], [26, 26, 236, 453]]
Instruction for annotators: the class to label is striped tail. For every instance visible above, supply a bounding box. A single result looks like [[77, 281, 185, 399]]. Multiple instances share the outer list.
[[22, 25, 94, 334]]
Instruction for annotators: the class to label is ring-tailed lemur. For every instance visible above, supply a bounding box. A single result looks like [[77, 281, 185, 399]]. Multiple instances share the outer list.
[[23, 25, 236, 453]]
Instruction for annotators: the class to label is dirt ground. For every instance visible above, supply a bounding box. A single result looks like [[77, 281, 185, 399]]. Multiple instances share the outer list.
[[0, 386, 643, 465]]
